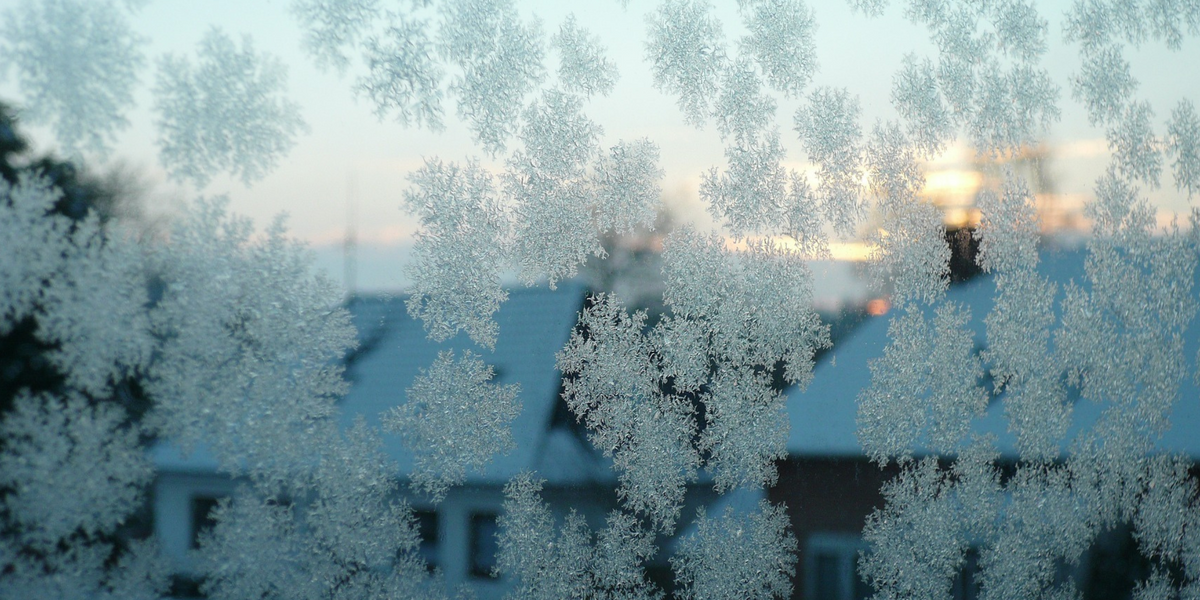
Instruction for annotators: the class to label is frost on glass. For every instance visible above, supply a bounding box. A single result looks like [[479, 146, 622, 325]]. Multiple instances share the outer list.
[[736, 0, 815, 98], [404, 158, 509, 347], [153, 28, 307, 187], [552, 14, 618, 99], [290, 0, 381, 73], [437, 0, 545, 155], [593, 138, 665, 236], [384, 350, 520, 502], [0, 173, 165, 599], [644, 0, 727, 127], [867, 0, 1060, 154], [144, 198, 356, 483], [357, 15, 446, 130], [0, 0, 145, 156], [670, 500, 798, 600], [1167, 98, 1200, 197], [497, 474, 661, 600], [0, 173, 151, 397], [509, 89, 604, 287], [892, 55, 953, 157], [661, 229, 828, 490], [0, 394, 165, 598], [557, 294, 700, 532], [794, 87, 866, 236], [199, 422, 439, 600], [856, 302, 986, 463]]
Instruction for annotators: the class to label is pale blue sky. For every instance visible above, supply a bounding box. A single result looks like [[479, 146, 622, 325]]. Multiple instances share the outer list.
[[1, 0, 1197, 290]]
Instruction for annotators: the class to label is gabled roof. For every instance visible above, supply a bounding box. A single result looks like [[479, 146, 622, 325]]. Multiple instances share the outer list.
[[338, 281, 607, 485], [153, 281, 611, 485], [786, 247, 1200, 460]]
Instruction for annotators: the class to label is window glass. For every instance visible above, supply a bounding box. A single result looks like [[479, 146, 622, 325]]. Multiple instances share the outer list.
[[469, 512, 499, 579]]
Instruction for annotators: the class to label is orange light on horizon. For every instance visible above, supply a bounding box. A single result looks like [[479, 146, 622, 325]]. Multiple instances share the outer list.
[[866, 298, 890, 316]]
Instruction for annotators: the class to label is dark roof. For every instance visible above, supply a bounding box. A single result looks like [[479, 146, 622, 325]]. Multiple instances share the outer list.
[[337, 281, 607, 484]]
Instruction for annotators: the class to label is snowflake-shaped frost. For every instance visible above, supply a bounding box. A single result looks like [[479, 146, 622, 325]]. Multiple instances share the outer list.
[[153, 28, 306, 187], [644, 0, 727, 127], [290, 0, 381, 72], [671, 500, 798, 600], [384, 350, 520, 502], [0, 0, 145, 156], [1167, 98, 1200, 197], [794, 87, 865, 236], [357, 16, 446, 130], [557, 294, 700, 532], [404, 158, 510, 348], [437, 0, 545, 155], [552, 14, 618, 98], [593, 138, 664, 235], [737, 0, 816, 97]]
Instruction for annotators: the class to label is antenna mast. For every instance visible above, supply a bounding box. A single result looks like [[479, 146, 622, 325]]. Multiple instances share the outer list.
[[344, 170, 358, 299]]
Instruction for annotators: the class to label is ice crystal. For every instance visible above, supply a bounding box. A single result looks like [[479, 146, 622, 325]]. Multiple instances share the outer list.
[[700, 130, 789, 237], [671, 500, 798, 600], [145, 198, 355, 483], [498, 474, 661, 600], [699, 365, 789, 492], [593, 138, 664, 236], [437, 0, 545, 155], [712, 58, 776, 145], [0, 394, 167, 600], [289, 0, 380, 72], [403, 158, 509, 348], [868, 200, 950, 307], [357, 15, 446, 130], [0, 394, 151, 549], [892, 55, 953, 157], [0, 173, 151, 397], [644, 0, 727, 127], [509, 89, 603, 287], [1167, 98, 1200, 197], [154, 28, 306, 187], [974, 172, 1041, 275], [552, 14, 618, 98], [861, 455, 990, 600], [794, 87, 865, 236], [1107, 99, 1163, 187], [1072, 44, 1137, 127], [969, 63, 1060, 152], [384, 350, 520, 502], [557, 294, 700, 532], [858, 303, 986, 462], [0, 0, 145, 156], [736, 0, 816, 98], [198, 423, 437, 600], [662, 228, 828, 388]]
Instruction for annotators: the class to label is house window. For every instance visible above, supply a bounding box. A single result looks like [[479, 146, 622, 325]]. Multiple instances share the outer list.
[[469, 512, 499, 579], [414, 509, 439, 571], [805, 533, 871, 600], [951, 546, 981, 600], [190, 495, 223, 549]]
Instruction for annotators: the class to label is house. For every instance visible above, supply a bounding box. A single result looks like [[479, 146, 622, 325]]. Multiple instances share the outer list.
[[774, 247, 1200, 599], [150, 282, 624, 599]]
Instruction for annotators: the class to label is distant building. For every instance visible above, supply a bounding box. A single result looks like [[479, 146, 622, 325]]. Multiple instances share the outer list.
[[776, 248, 1200, 600], [150, 282, 723, 599], [151, 283, 610, 597]]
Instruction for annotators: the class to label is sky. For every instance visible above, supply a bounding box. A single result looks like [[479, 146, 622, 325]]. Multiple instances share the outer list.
[[1, 0, 1198, 292]]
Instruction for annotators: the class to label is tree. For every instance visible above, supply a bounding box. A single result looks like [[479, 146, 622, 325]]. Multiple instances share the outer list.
[[1, 0, 1199, 599]]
